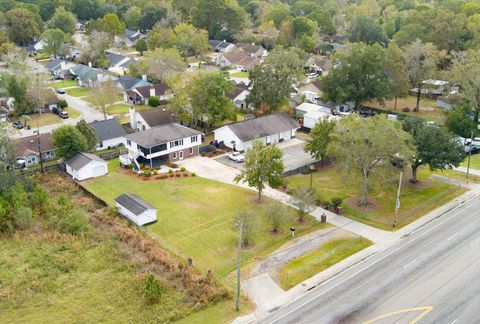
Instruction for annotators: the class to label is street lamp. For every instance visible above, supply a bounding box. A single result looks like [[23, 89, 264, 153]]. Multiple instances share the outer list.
[[231, 140, 236, 152], [34, 120, 44, 173], [309, 164, 315, 190]]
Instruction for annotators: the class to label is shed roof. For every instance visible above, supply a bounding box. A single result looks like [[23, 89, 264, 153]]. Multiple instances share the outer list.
[[64, 152, 106, 170], [115, 193, 156, 216]]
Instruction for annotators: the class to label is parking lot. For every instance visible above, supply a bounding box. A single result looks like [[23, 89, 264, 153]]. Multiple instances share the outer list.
[[214, 139, 317, 174]]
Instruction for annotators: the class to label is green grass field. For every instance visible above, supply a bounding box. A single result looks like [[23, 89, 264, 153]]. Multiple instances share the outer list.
[[23, 108, 81, 127], [287, 166, 466, 230], [49, 80, 78, 89], [460, 154, 480, 170], [65, 87, 91, 97], [230, 71, 249, 78], [83, 160, 325, 276], [279, 237, 372, 290], [364, 96, 447, 124], [0, 234, 189, 323]]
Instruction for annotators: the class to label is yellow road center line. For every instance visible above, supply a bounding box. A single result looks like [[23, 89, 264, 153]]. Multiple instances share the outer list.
[[363, 306, 434, 324]]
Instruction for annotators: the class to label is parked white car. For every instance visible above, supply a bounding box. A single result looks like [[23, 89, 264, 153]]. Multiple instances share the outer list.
[[227, 152, 246, 163], [335, 104, 353, 116]]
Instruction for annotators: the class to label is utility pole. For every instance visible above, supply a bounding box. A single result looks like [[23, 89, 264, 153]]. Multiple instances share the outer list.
[[35, 120, 44, 173], [235, 221, 243, 312], [392, 171, 403, 228], [466, 130, 474, 180]]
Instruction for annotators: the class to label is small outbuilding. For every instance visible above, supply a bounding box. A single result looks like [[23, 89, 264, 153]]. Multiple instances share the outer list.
[[115, 193, 157, 226], [65, 152, 108, 181]]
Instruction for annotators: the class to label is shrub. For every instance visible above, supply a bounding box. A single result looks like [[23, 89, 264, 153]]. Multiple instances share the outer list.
[[139, 163, 145, 169], [159, 174, 168, 179], [148, 96, 160, 107], [167, 162, 178, 168], [175, 173, 181, 177], [128, 163, 134, 169], [144, 166, 150, 171], [58, 99, 68, 109], [331, 197, 343, 209], [402, 107, 410, 112], [13, 206, 33, 230], [168, 169, 173, 173], [57, 210, 89, 235], [142, 274, 164, 304], [143, 171, 152, 178], [180, 166, 186, 172], [183, 173, 189, 177], [169, 173, 174, 177], [152, 170, 158, 175], [191, 172, 196, 177]]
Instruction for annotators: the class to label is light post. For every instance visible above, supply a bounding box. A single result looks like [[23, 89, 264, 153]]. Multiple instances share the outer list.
[[392, 171, 403, 228], [34, 120, 44, 173], [466, 130, 474, 180], [309, 164, 315, 190]]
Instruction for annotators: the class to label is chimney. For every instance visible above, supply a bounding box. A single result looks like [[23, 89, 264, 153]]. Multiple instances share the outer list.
[[142, 74, 148, 81], [88, 61, 92, 67], [149, 86, 155, 98]]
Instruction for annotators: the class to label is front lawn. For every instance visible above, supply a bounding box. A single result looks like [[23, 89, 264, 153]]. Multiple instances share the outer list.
[[25, 108, 81, 127], [109, 103, 150, 115], [230, 71, 249, 78], [49, 80, 78, 89], [65, 87, 91, 97], [278, 237, 372, 290], [364, 96, 446, 124], [83, 159, 325, 276], [460, 153, 480, 170], [287, 165, 466, 230]]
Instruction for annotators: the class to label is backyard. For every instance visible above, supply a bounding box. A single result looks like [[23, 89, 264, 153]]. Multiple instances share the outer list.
[[22, 108, 81, 127], [286, 165, 466, 230], [83, 159, 325, 276], [230, 71, 249, 78], [364, 95, 447, 124]]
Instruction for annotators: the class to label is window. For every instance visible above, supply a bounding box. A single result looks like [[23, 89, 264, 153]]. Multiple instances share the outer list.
[[137, 145, 149, 156], [172, 152, 177, 159], [151, 143, 167, 154], [170, 139, 184, 148], [127, 140, 131, 146], [191, 136, 198, 143], [26, 155, 37, 166], [189, 148, 193, 154]]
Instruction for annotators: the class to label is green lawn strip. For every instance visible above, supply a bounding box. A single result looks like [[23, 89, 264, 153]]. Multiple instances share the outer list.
[[83, 159, 324, 277], [49, 80, 78, 89], [278, 237, 372, 290], [24, 108, 80, 127], [364, 96, 446, 124], [0, 236, 188, 323], [64, 107, 81, 119], [65, 87, 91, 97], [230, 72, 249, 78], [108, 103, 151, 115], [460, 154, 480, 170], [287, 166, 466, 230]]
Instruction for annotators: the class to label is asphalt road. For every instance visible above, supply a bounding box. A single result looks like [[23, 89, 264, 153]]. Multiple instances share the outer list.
[[261, 195, 480, 324]]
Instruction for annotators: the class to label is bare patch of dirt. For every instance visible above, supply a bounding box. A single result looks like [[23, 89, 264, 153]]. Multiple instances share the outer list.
[[405, 180, 431, 190], [345, 196, 383, 213]]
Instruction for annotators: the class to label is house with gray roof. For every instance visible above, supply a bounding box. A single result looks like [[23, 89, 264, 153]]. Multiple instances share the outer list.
[[116, 76, 150, 91], [213, 112, 299, 152], [209, 39, 236, 53], [129, 106, 175, 131], [45, 59, 76, 79], [89, 119, 127, 151], [115, 193, 157, 226], [115, 29, 146, 48], [122, 123, 202, 168], [64, 152, 108, 181], [107, 53, 136, 74], [71, 64, 117, 87], [124, 83, 171, 105]]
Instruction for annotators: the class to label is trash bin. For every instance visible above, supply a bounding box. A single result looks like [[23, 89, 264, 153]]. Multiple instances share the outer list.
[[321, 214, 327, 223], [337, 207, 343, 215]]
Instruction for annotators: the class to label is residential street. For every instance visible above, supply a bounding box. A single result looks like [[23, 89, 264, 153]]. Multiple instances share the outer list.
[[259, 194, 480, 324]]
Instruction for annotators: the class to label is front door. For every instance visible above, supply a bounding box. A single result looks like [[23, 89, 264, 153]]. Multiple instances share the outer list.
[[179, 151, 184, 160]]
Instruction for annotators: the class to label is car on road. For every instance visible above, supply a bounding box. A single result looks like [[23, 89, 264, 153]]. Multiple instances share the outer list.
[[58, 110, 69, 119], [11, 121, 23, 129], [307, 72, 319, 79], [227, 152, 246, 163], [56, 88, 66, 94]]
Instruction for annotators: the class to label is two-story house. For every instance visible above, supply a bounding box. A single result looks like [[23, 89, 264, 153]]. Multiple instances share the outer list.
[[121, 123, 202, 168]]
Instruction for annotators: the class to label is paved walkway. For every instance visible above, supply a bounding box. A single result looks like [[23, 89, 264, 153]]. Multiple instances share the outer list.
[[455, 166, 480, 176]]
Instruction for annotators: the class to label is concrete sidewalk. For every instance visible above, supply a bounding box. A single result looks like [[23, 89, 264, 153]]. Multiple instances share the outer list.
[[455, 166, 480, 176]]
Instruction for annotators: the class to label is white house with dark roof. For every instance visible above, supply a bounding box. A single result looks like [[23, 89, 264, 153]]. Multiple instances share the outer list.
[[116, 76, 150, 91], [123, 83, 171, 105], [122, 123, 202, 168], [129, 107, 175, 131], [89, 119, 127, 151], [227, 82, 250, 109], [107, 53, 136, 75], [213, 112, 299, 152], [65, 152, 108, 181], [115, 193, 157, 226], [209, 40, 236, 53], [115, 29, 146, 48]]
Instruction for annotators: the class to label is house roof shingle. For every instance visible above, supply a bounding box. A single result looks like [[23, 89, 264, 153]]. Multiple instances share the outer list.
[[64, 152, 106, 170], [222, 112, 299, 143], [115, 193, 156, 216], [227, 82, 249, 100], [135, 84, 169, 98], [12, 133, 55, 158], [90, 119, 127, 142], [125, 123, 202, 148], [137, 107, 176, 128], [117, 76, 150, 91]]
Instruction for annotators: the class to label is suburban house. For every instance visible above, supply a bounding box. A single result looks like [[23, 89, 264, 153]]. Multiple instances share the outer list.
[[129, 107, 175, 131], [294, 102, 331, 118], [303, 110, 339, 129], [121, 123, 202, 168], [115, 193, 157, 226], [236, 43, 267, 57], [209, 40, 236, 53], [116, 76, 150, 91], [25, 40, 45, 56], [107, 53, 136, 75], [12, 133, 56, 167], [298, 80, 322, 103], [45, 59, 76, 79], [227, 82, 250, 109], [213, 112, 299, 152], [115, 29, 146, 48], [305, 57, 331, 75], [89, 119, 127, 151], [216, 52, 262, 70], [124, 83, 171, 105], [71, 64, 117, 87], [65, 152, 108, 181]]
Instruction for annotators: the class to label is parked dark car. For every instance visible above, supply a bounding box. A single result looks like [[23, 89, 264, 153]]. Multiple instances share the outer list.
[[52, 106, 62, 115], [56, 88, 66, 94], [12, 121, 23, 129]]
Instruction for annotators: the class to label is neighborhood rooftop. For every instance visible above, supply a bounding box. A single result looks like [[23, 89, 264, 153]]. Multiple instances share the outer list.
[[12, 133, 55, 157], [125, 123, 202, 147], [115, 193, 156, 216], [224, 112, 298, 142], [137, 107, 176, 127], [64, 152, 106, 170], [90, 119, 127, 142]]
